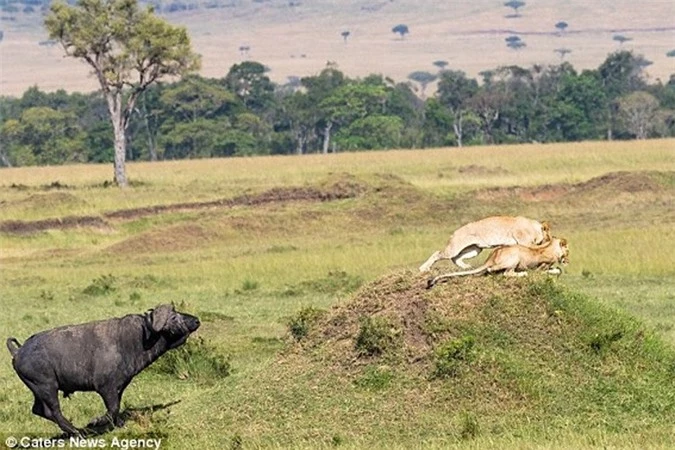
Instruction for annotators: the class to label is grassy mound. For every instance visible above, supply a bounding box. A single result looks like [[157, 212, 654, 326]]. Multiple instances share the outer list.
[[260, 271, 675, 444]]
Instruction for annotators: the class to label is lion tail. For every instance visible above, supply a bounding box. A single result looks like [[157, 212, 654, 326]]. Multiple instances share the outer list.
[[426, 265, 489, 289]]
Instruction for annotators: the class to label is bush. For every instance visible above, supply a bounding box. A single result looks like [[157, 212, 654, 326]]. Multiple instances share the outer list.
[[82, 274, 117, 296], [287, 307, 324, 341], [433, 335, 476, 378], [354, 316, 400, 357]]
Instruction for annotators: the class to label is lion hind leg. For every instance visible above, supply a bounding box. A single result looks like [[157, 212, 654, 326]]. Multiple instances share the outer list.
[[419, 250, 443, 273], [452, 245, 481, 269]]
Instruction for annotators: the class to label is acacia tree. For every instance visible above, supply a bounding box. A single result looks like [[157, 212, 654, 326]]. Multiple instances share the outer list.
[[407, 71, 437, 97], [45, 0, 200, 187], [504, 0, 525, 17], [392, 24, 409, 39]]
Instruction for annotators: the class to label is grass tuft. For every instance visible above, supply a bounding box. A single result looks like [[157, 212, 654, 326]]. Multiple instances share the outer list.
[[150, 336, 231, 382]]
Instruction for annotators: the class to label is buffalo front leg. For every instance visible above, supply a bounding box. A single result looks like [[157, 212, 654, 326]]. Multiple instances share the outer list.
[[90, 387, 125, 429]]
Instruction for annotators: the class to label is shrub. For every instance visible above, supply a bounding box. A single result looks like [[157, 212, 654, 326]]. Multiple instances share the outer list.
[[433, 335, 476, 378], [287, 307, 324, 341], [240, 279, 259, 291], [354, 316, 400, 357], [82, 274, 117, 296]]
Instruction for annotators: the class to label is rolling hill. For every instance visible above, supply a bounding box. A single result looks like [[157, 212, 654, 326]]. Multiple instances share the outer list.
[[1, 0, 674, 96]]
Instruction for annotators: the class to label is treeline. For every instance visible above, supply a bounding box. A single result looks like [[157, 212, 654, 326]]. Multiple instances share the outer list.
[[1, 51, 674, 167]]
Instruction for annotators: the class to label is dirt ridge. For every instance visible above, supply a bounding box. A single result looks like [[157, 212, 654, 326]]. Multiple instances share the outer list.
[[0, 179, 367, 235]]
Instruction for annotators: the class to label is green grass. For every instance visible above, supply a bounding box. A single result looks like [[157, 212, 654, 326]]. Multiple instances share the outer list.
[[1, 140, 674, 448]]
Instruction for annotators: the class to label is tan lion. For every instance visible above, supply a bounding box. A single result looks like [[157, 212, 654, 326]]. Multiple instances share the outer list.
[[426, 237, 569, 289], [419, 216, 551, 272]]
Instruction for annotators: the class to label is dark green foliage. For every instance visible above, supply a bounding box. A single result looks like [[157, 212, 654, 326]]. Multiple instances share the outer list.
[[150, 336, 231, 381], [288, 306, 325, 341], [2, 50, 673, 167], [354, 316, 400, 357]]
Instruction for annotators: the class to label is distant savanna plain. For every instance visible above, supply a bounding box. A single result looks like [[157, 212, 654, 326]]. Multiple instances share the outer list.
[[1, 0, 675, 95]]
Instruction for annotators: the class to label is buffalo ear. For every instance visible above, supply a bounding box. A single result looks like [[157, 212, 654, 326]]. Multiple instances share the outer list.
[[150, 304, 173, 333]]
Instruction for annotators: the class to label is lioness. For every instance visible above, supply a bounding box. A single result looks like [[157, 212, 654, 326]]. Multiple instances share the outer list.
[[419, 216, 551, 272], [426, 237, 569, 289]]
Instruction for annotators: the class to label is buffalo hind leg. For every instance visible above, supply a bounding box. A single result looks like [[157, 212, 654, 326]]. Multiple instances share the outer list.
[[23, 378, 79, 436]]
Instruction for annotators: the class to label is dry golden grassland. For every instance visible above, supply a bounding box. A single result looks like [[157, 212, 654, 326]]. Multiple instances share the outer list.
[[0, 139, 674, 448]]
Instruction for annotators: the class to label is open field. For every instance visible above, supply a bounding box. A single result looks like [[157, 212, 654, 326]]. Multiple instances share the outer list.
[[1, 139, 675, 448], [1, 0, 675, 96]]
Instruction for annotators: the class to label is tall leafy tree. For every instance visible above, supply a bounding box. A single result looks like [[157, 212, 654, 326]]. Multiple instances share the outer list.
[[223, 61, 275, 113], [1, 106, 86, 165], [45, 0, 200, 186], [618, 91, 662, 139], [597, 51, 647, 138], [436, 70, 479, 147], [301, 67, 347, 153], [319, 81, 388, 153]]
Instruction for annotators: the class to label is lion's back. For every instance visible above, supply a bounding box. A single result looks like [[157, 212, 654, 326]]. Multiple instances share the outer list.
[[451, 216, 533, 247]]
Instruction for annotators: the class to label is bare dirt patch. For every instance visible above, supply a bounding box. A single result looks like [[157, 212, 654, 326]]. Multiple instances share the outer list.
[[0, 215, 110, 235], [475, 171, 671, 203]]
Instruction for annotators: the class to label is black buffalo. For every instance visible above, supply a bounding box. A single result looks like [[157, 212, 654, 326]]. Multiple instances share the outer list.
[[6, 304, 200, 435]]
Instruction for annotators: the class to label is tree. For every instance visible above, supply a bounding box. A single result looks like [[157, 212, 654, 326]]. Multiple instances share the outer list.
[[335, 115, 404, 150], [1, 106, 86, 165], [618, 91, 661, 139], [433, 60, 449, 71], [45, 0, 200, 187], [504, 0, 525, 17], [554, 21, 568, 34], [392, 24, 409, 39], [667, 49, 675, 58], [407, 71, 437, 97], [223, 61, 275, 112], [301, 67, 347, 154], [613, 35, 632, 45], [341, 30, 350, 43], [469, 89, 509, 144], [554, 48, 572, 60], [319, 81, 388, 153], [506, 36, 526, 50], [436, 70, 479, 147]]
